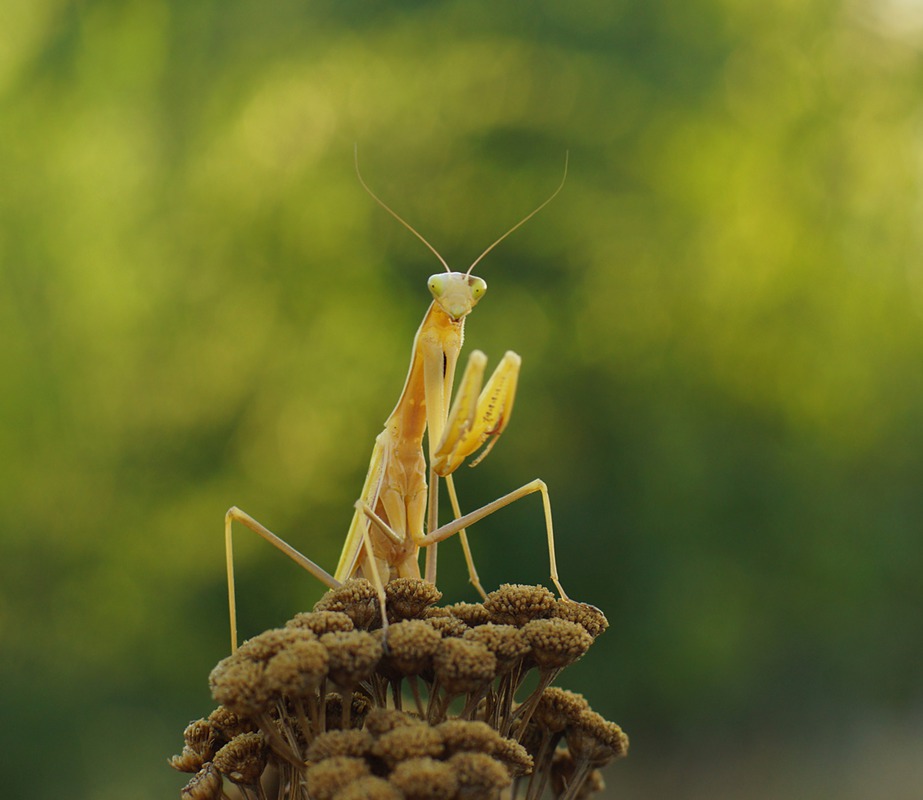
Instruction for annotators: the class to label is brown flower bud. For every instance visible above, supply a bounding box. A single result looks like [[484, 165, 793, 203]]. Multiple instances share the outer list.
[[305, 756, 370, 800], [180, 763, 222, 800], [389, 756, 458, 800], [433, 639, 496, 695], [212, 732, 267, 786], [385, 578, 443, 621], [554, 599, 609, 638], [483, 584, 557, 627], [521, 618, 592, 669], [314, 579, 380, 630]]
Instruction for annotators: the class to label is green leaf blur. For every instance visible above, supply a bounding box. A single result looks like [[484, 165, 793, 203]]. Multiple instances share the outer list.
[[2, 1, 922, 797]]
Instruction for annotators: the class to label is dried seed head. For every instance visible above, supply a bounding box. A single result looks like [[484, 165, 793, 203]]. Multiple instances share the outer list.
[[425, 613, 470, 638], [492, 736, 534, 777], [446, 601, 491, 627], [566, 710, 629, 768], [372, 724, 444, 769], [207, 653, 234, 689], [351, 690, 373, 720], [207, 706, 254, 741], [320, 630, 383, 687], [463, 624, 530, 671], [532, 687, 591, 734], [306, 729, 375, 763], [209, 658, 270, 719], [180, 763, 222, 800], [379, 619, 442, 678], [212, 732, 267, 786], [236, 627, 306, 662], [182, 718, 216, 758], [389, 756, 458, 800], [168, 746, 204, 774], [305, 756, 371, 800], [448, 751, 512, 798], [437, 719, 503, 756], [554, 599, 609, 639], [483, 584, 557, 627], [324, 691, 373, 730], [385, 578, 443, 621], [314, 579, 380, 630], [433, 639, 497, 695], [332, 775, 403, 800], [364, 708, 426, 736], [521, 618, 593, 669], [437, 720, 533, 778], [288, 610, 355, 635], [264, 638, 329, 697], [169, 719, 218, 773]]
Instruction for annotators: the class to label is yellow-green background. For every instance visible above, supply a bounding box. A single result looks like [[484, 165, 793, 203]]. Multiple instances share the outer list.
[[2, 1, 922, 797]]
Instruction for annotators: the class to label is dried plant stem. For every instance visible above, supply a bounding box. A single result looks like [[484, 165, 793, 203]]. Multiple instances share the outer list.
[[559, 762, 593, 800], [316, 677, 328, 734], [511, 668, 562, 740], [525, 729, 565, 800], [255, 711, 301, 768], [407, 675, 426, 716]]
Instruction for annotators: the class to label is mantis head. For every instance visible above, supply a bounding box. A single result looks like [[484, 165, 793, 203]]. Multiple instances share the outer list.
[[428, 272, 487, 321]]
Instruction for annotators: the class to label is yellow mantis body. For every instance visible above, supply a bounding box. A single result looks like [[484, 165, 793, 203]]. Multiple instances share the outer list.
[[224, 157, 567, 651]]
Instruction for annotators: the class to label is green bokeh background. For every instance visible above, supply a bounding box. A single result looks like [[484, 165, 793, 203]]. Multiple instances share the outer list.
[[3, 1, 923, 797]]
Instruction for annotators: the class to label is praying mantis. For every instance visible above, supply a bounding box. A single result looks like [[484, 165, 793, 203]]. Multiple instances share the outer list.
[[224, 154, 568, 651]]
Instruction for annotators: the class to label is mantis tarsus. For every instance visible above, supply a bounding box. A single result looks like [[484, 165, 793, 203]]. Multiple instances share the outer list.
[[224, 154, 568, 651]]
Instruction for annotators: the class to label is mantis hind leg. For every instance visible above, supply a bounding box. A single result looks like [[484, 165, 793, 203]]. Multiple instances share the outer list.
[[224, 507, 340, 652]]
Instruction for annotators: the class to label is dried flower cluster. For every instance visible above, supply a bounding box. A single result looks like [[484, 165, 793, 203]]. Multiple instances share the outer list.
[[171, 579, 627, 799]]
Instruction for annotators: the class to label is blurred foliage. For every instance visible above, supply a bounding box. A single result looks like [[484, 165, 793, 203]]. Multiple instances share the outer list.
[[2, 0, 923, 797]]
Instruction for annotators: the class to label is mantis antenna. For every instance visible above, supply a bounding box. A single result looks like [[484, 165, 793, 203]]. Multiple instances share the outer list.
[[466, 152, 568, 275], [354, 144, 451, 273], [353, 145, 568, 275]]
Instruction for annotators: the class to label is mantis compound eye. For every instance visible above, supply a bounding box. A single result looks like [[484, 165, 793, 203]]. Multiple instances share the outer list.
[[428, 274, 447, 298], [469, 276, 487, 299]]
